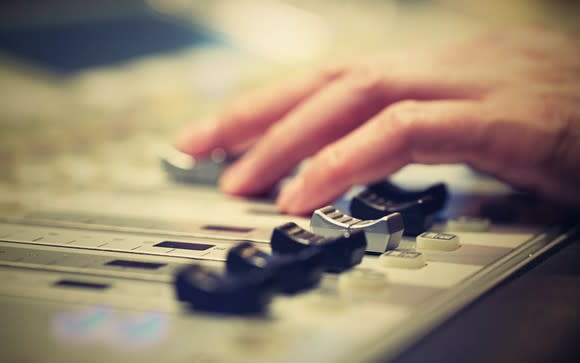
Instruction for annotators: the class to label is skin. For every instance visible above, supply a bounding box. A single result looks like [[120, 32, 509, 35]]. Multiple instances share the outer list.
[[176, 27, 580, 215]]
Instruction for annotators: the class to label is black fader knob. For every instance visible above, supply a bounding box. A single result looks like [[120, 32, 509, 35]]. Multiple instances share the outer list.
[[368, 180, 448, 215], [271, 222, 367, 273], [350, 190, 433, 236], [174, 264, 275, 315], [226, 242, 325, 294]]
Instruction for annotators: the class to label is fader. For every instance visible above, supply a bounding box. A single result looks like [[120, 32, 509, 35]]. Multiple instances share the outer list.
[[368, 181, 448, 214], [270, 222, 366, 273], [175, 263, 276, 315], [350, 190, 439, 236], [310, 205, 403, 253], [160, 147, 235, 185], [226, 241, 325, 294]]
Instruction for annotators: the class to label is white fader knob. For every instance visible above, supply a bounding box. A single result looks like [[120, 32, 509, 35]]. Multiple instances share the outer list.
[[338, 268, 388, 293], [379, 250, 426, 269], [310, 205, 404, 253], [416, 232, 460, 251], [446, 217, 490, 232]]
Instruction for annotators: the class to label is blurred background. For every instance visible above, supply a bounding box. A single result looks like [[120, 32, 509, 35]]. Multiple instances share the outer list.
[[1, 0, 579, 195]]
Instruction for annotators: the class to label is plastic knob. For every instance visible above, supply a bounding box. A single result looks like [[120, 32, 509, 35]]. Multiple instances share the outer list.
[[369, 181, 448, 214], [174, 264, 275, 315], [350, 190, 434, 236], [226, 242, 325, 294], [310, 205, 403, 253], [271, 222, 366, 273]]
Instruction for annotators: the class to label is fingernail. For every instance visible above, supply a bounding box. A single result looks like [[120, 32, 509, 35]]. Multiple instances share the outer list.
[[174, 121, 216, 155], [277, 175, 304, 211], [219, 160, 250, 194]]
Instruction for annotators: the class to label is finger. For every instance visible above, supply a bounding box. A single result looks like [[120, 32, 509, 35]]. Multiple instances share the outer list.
[[174, 66, 345, 156], [218, 60, 487, 197], [276, 99, 487, 214], [219, 70, 390, 195]]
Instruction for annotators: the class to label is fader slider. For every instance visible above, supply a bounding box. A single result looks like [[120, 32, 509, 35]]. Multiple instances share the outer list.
[[174, 264, 276, 315], [350, 190, 437, 236], [310, 205, 403, 253], [369, 180, 448, 215], [271, 222, 366, 273], [160, 147, 234, 185], [226, 242, 325, 294]]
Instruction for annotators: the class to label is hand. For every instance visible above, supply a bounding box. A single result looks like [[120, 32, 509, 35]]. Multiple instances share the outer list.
[[176, 27, 580, 214]]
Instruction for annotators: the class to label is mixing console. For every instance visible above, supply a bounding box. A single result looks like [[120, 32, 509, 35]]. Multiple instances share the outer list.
[[1, 3, 578, 361], [0, 162, 575, 363]]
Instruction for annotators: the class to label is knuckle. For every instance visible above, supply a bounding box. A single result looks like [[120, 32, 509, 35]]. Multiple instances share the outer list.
[[265, 119, 290, 139], [379, 101, 423, 137], [374, 101, 428, 162], [318, 62, 348, 82], [314, 145, 351, 182], [213, 104, 257, 148], [343, 66, 385, 97]]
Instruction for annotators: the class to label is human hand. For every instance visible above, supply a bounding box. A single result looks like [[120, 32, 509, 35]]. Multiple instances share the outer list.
[[176, 28, 580, 214]]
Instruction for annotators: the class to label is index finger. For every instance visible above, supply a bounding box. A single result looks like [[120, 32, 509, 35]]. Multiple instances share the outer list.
[[276, 99, 486, 214], [175, 66, 345, 157]]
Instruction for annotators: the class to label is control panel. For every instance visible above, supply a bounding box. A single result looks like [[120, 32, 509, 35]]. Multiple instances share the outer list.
[[0, 168, 571, 363]]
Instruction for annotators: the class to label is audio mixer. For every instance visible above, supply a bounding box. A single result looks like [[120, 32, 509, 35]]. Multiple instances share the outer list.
[[1, 4, 578, 360], [0, 152, 576, 363]]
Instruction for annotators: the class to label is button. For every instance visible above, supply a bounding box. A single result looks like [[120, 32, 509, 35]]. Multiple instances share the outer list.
[[271, 222, 366, 273], [310, 205, 403, 253], [416, 232, 460, 251], [350, 190, 435, 236], [446, 217, 490, 232], [174, 264, 275, 315], [379, 250, 426, 269], [226, 242, 324, 295], [338, 268, 388, 292]]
